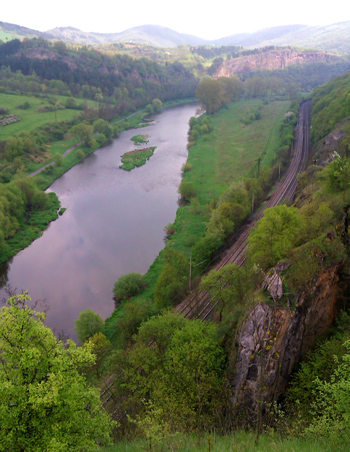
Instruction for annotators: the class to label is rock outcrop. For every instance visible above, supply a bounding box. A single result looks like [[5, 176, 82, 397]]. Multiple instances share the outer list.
[[214, 49, 342, 77], [232, 266, 340, 417]]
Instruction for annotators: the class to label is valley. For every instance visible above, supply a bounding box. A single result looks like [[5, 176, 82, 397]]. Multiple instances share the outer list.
[[1, 16, 350, 452]]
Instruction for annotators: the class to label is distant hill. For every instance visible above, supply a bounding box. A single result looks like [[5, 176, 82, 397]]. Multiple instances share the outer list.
[[46, 24, 208, 47], [0, 21, 53, 41], [1, 20, 350, 53], [212, 25, 308, 47], [256, 21, 350, 54]]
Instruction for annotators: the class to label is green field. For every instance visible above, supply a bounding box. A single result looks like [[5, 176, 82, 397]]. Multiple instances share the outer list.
[[0, 92, 94, 139], [189, 100, 290, 200], [173, 100, 290, 248]]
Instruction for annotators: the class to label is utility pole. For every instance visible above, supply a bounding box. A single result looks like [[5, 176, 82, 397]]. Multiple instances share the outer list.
[[256, 157, 262, 178], [189, 252, 192, 291]]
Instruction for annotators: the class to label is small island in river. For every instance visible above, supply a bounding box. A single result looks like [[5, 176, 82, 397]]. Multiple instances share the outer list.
[[119, 146, 156, 171]]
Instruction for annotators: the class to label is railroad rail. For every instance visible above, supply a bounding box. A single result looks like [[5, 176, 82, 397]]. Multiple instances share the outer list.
[[176, 100, 312, 321]]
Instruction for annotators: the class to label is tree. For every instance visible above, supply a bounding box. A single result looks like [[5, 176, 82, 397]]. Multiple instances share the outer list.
[[200, 263, 249, 322], [154, 248, 189, 308], [248, 205, 302, 269], [74, 308, 104, 343], [93, 118, 113, 138], [69, 122, 94, 147], [53, 152, 63, 167], [195, 78, 223, 114], [307, 340, 350, 442], [152, 320, 224, 433], [113, 272, 145, 303], [152, 98, 163, 112], [0, 294, 114, 451]]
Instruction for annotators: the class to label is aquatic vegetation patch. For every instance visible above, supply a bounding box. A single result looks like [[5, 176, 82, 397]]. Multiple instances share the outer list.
[[120, 146, 156, 171]]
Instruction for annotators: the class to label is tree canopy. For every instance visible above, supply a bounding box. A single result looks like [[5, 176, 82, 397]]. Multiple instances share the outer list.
[[0, 294, 114, 451]]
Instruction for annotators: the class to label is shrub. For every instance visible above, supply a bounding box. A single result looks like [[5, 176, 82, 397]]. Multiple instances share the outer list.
[[113, 273, 145, 303], [178, 180, 196, 199], [74, 308, 104, 343]]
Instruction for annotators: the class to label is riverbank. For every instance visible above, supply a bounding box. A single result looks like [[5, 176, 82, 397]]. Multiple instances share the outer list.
[[105, 99, 292, 340], [0, 192, 60, 265]]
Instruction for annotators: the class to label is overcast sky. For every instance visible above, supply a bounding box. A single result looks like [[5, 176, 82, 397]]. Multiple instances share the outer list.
[[2, 0, 350, 40]]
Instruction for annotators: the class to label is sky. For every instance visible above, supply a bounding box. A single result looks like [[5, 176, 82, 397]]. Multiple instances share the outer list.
[[2, 0, 350, 41]]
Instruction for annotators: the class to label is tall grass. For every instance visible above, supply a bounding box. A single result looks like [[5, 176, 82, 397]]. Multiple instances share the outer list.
[[97, 431, 343, 452]]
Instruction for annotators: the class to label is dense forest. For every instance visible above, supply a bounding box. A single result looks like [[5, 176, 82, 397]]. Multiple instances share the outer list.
[[1, 32, 350, 451]]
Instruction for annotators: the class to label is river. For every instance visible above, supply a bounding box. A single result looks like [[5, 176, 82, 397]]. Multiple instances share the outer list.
[[0, 104, 198, 339]]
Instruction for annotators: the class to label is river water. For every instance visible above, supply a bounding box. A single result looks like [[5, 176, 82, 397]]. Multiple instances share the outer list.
[[0, 104, 198, 339]]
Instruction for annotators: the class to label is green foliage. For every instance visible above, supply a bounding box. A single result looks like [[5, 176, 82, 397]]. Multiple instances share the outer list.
[[152, 98, 163, 112], [53, 151, 63, 166], [106, 298, 156, 347], [248, 205, 303, 269], [306, 340, 350, 441], [74, 308, 104, 343], [178, 180, 196, 199], [113, 313, 224, 435], [287, 318, 350, 422], [93, 118, 113, 138], [131, 134, 149, 144], [69, 122, 94, 147], [0, 294, 114, 451], [311, 72, 350, 144], [113, 273, 146, 303], [154, 248, 189, 309], [182, 161, 193, 172], [200, 263, 251, 322], [195, 77, 244, 114], [76, 148, 85, 160], [326, 152, 350, 193]]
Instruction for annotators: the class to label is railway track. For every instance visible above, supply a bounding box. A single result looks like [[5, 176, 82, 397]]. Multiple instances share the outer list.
[[176, 100, 312, 321]]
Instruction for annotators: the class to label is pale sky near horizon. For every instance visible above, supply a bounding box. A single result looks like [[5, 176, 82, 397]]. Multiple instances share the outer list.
[[2, 0, 350, 41]]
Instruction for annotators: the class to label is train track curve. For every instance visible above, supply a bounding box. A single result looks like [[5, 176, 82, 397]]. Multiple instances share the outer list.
[[176, 100, 312, 321]]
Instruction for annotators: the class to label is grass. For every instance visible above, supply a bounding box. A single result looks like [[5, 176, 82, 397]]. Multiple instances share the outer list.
[[97, 431, 344, 452], [120, 147, 156, 171], [0, 92, 92, 139], [0, 192, 60, 264], [131, 134, 149, 144], [170, 100, 290, 251]]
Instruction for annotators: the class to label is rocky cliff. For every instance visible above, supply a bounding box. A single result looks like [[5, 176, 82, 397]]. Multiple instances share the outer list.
[[232, 265, 340, 417], [214, 49, 343, 77]]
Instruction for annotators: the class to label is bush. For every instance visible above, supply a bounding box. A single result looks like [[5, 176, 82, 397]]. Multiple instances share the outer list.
[[178, 180, 196, 199], [113, 273, 145, 303], [74, 308, 104, 343]]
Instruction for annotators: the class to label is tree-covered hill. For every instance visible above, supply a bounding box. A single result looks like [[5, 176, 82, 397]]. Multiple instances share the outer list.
[[0, 38, 197, 106]]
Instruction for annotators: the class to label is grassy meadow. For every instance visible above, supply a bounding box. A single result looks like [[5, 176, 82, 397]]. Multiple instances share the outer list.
[[172, 100, 290, 250], [0, 92, 92, 139]]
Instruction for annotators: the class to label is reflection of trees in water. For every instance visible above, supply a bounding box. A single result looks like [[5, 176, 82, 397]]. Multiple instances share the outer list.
[[0, 260, 10, 289]]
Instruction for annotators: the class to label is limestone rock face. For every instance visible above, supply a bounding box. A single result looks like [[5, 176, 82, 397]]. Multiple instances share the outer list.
[[232, 266, 339, 416], [214, 49, 342, 77]]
